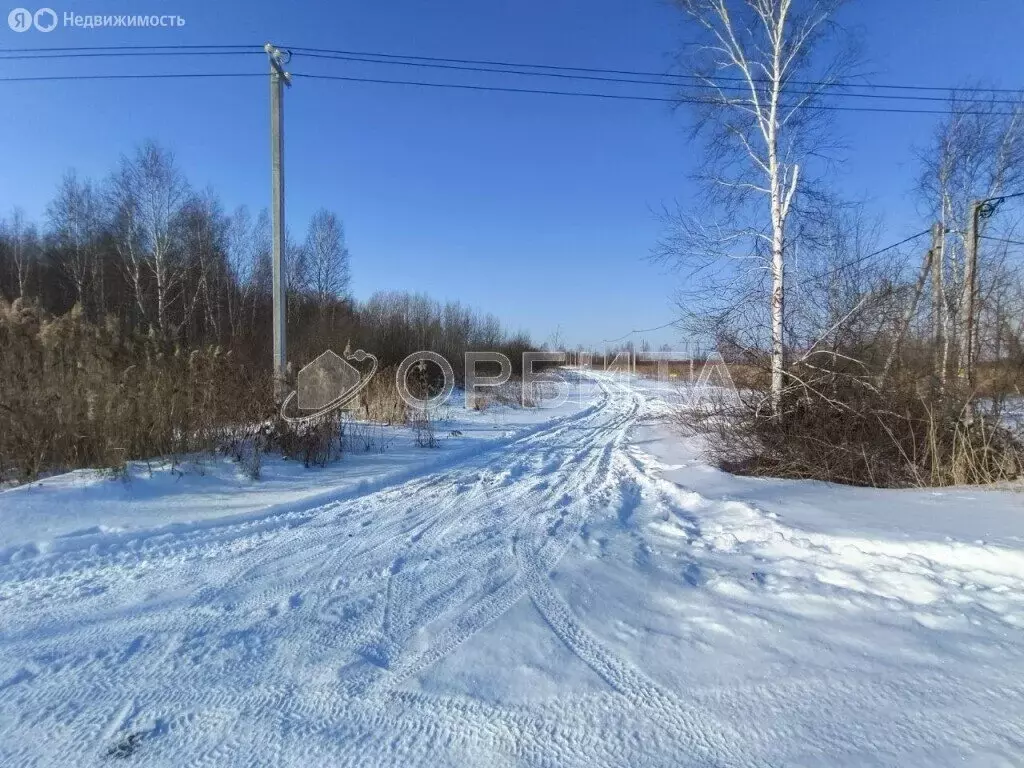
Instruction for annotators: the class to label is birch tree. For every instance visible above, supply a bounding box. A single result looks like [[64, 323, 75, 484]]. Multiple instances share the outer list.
[[46, 172, 101, 318], [108, 141, 190, 337], [661, 0, 856, 415], [7, 207, 36, 299]]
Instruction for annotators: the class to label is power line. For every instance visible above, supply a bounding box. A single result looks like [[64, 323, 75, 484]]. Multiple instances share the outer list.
[[604, 229, 941, 340], [799, 228, 933, 282], [980, 235, 1024, 246], [0, 50, 262, 61], [290, 50, 1024, 107], [0, 73, 264, 83], [288, 72, 1020, 116], [0, 45, 1021, 116], [602, 321, 679, 344], [297, 50, 716, 87], [0, 66, 1013, 116], [284, 45, 1024, 96], [291, 72, 684, 104], [861, 228, 934, 260], [0, 44, 260, 52], [984, 191, 1024, 204], [5, 43, 1024, 98]]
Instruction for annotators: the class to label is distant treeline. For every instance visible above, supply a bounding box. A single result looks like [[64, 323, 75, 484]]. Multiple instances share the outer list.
[[0, 139, 532, 372]]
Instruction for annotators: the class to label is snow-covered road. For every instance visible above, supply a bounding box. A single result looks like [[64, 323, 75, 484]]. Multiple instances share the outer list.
[[2, 373, 1024, 766]]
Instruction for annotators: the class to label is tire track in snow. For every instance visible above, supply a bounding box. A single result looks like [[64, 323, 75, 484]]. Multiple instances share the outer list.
[[0, 374, 738, 765]]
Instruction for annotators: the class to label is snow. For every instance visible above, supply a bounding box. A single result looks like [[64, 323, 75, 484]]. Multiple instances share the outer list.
[[0, 381, 599, 554], [1, 371, 1023, 766]]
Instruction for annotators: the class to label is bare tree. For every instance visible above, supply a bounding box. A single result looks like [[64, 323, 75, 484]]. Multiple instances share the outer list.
[[180, 188, 229, 342], [304, 208, 352, 314], [225, 205, 269, 340], [284, 226, 309, 324], [660, 0, 858, 415], [546, 326, 565, 352]]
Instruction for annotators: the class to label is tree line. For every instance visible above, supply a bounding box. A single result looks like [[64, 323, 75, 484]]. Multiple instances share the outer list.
[[0, 140, 532, 372], [0, 140, 533, 482]]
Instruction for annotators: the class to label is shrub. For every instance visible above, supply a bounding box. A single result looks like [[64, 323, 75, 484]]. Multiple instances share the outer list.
[[692, 365, 1024, 488], [410, 409, 438, 448], [276, 414, 343, 468]]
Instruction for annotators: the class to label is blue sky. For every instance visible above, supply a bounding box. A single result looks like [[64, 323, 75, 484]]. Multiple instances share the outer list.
[[2, 0, 1024, 349]]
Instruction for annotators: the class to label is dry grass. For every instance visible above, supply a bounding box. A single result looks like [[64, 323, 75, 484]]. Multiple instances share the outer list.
[[473, 377, 554, 410], [350, 365, 408, 425], [634, 360, 768, 389], [0, 299, 550, 482], [0, 299, 275, 483]]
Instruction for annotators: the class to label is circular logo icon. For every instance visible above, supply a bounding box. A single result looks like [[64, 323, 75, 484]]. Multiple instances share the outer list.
[[7, 7, 33, 31], [33, 7, 57, 32]]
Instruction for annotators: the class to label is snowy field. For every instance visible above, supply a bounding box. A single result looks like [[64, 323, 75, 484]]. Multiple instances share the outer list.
[[1, 372, 1023, 766]]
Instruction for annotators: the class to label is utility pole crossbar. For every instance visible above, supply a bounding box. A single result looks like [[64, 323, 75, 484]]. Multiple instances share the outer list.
[[266, 42, 291, 403]]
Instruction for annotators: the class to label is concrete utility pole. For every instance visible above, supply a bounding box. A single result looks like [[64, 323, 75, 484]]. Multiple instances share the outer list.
[[266, 42, 291, 402], [962, 200, 981, 391], [880, 236, 935, 386], [930, 222, 945, 383]]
